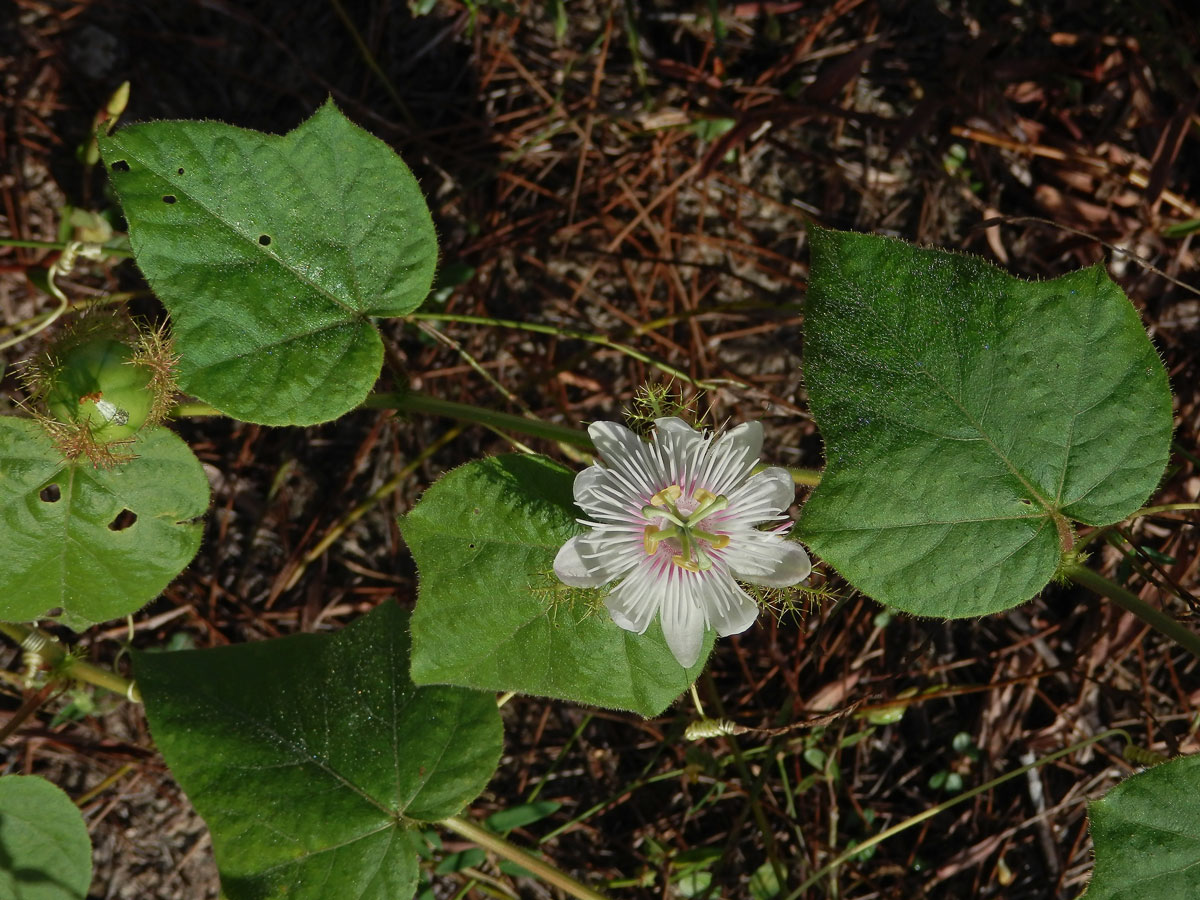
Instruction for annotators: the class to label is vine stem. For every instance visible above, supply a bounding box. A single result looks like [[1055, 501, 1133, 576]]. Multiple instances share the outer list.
[[0, 623, 140, 702], [364, 391, 592, 448], [173, 390, 824, 484], [408, 311, 722, 389], [1066, 563, 1200, 660], [440, 814, 612, 900], [784, 728, 1131, 899]]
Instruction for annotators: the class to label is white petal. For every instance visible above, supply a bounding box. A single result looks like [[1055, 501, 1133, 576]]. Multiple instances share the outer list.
[[700, 421, 763, 493], [553, 536, 610, 587], [733, 466, 795, 515], [653, 416, 696, 435], [702, 572, 760, 637], [713, 421, 763, 469], [604, 561, 663, 633], [660, 574, 706, 667], [588, 420, 661, 495], [588, 420, 643, 464], [735, 541, 811, 588], [657, 420, 700, 458], [573, 465, 609, 507]]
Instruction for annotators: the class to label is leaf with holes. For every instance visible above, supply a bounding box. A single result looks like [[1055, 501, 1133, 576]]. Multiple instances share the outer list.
[[0, 417, 208, 624], [1086, 755, 1200, 899], [799, 227, 1172, 617], [98, 100, 437, 425], [0, 775, 93, 900], [404, 454, 711, 717], [134, 602, 502, 900]]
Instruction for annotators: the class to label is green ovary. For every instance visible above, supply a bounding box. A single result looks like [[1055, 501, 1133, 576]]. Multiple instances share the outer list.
[[44, 338, 155, 441]]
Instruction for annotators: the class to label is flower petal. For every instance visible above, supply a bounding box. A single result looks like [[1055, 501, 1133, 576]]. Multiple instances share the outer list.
[[588, 420, 660, 495], [713, 420, 762, 468], [553, 535, 611, 587], [702, 572, 760, 637], [660, 574, 706, 667], [572, 465, 608, 506], [603, 561, 663, 633], [701, 421, 763, 493], [731, 466, 795, 516], [735, 541, 812, 588]]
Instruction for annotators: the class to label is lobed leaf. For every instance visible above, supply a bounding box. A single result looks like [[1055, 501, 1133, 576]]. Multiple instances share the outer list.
[[0, 774, 92, 900], [134, 602, 502, 900], [1086, 755, 1200, 899], [403, 453, 711, 718], [0, 417, 208, 624], [799, 227, 1173, 618], [99, 100, 437, 425]]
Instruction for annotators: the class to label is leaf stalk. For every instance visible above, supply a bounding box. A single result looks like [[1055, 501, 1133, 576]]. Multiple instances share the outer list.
[[441, 814, 612, 900]]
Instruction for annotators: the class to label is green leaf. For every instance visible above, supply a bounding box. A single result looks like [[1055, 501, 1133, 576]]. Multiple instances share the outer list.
[[799, 227, 1172, 617], [134, 602, 501, 900], [749, 860, 782, 900], [0, 417, 208, 624], [483, 801, 561, 833], [1087, 755, 1200, 899], [0, 775, 92, 900], [98, 100, 437, 425], [403, 454, 711, 717]]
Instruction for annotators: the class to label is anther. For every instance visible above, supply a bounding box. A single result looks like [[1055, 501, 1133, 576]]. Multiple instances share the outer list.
[[650, 484, 682, 508]]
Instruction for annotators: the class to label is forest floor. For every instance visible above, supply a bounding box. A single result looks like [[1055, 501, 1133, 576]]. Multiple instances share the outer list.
[[2, 1, 1199, 898]]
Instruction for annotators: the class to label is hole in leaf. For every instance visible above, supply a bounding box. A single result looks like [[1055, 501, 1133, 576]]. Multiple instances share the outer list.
[[177, 167, 185, 175], [111, 160, 130, 172], [39, 484, 61, 503], [258, 234, 271, 246], [468, 543, 476, 550], [162, 195, 177, 204], [108, 509, 137, 531], [1019, 498, 1034, 506]]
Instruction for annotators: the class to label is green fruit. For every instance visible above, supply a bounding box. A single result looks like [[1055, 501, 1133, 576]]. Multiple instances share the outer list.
[[44, 338, 155, 441]]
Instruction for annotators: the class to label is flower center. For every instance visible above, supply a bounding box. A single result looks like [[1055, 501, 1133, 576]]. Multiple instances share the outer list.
[[641, 484, 730, 572]]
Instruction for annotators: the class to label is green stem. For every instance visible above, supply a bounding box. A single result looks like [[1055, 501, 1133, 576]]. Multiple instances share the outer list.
[[1066, 563, 1200, 660], [0, 623, 140, 702], [408, 311, 717, 389], [441, 815, 611, 900], [784, 728, 1130, 899], [364, 391, 594, 448], [169, 401, 222, 417], [0, 236, 132, 257], [171, 390, 824, 484]]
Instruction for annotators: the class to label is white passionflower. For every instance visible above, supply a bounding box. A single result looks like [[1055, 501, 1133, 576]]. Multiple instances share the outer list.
[[553, 417, 812, 667]]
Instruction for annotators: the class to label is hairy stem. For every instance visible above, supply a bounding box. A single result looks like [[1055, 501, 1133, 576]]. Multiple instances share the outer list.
[[365, 390, 593, 447], [441, 814, 611, 900], [0, 623, 140, 702], [1067, 563, 1200, 660]]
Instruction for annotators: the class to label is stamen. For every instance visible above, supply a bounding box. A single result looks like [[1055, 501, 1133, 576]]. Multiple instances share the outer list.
[[687, 493, 728, 523], [643, 524, 679, 554], [692, 530, 729, 549], [649, 484, 682, 507], [672, 555, 701, 572]]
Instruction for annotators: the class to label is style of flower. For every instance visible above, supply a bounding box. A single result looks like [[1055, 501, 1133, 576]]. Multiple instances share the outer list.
[[553, 417, 812, 667]]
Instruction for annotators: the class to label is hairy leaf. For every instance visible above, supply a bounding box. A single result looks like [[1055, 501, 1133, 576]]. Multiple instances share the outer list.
[[135, 602, 501, 900], [99, 100, 437, 424], [404, 454, 710, 717], [800, 227, 1172, 617]]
